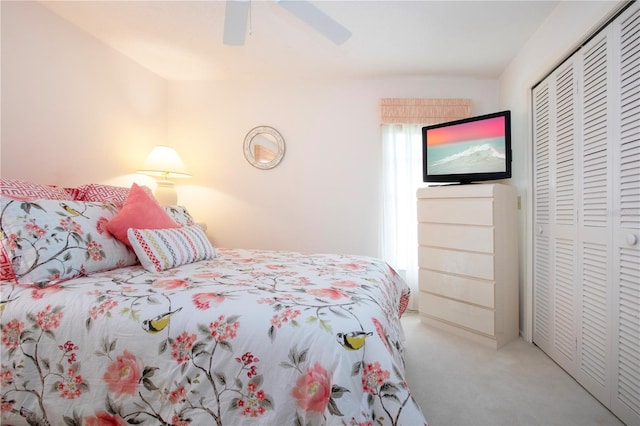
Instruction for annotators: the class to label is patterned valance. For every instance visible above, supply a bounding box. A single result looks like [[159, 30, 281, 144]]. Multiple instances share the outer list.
[[379, 98, 472, 125]]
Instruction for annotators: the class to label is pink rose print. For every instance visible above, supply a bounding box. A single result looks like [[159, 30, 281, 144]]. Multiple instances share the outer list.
[[57, 368, 85, 399], [85, 411, 128, 426], [350, 420, 373, 426], [169, 385, 187, 404], [152, 279, 189, 290], [270, 307, 301, 328], [209, 315, 240, 342], [171, 415, 190, 426], [361, 362, 390, 395], [1, 318, 24, 349], [5, 233, 18, 250], [308, 288, 350, 300], [58, 340, 80, 364], [192, 292, 225, 310], [291, 362, 331, 413], [95, 217, 111, 238], [59, 217, 82, 235], [0, 365, 14, 386], [46, 272, 61, 284], [332, 280, 360, 288], [0, 399, 14, 413], [266, 264, 286, 270], [171, 332, 197, 364], [192, 272, 223, 279], [235, 352, 260, 378], [237, 381, 267, 417], [36, 304, 63, 331], [25, 221, 47, 238], [89, 299, 119, 320], [372, 317, 391, 352], [30, 284, 63, 300], [338, 262, 364, 270], [87, 240, 104, 261], [103, 350, 143, 395]]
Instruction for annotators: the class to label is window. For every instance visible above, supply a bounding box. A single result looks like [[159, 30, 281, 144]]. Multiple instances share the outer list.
[[379, 99, 471, 310]]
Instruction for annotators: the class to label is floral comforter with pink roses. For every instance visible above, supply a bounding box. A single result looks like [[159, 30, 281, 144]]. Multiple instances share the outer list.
[[0, 248, 427, 426]]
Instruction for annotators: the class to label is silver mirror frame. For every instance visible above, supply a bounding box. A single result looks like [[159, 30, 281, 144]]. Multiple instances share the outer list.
[[243, 126, 285, 170]]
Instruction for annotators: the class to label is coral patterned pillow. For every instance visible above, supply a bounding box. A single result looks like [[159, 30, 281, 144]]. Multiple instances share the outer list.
[[0, 177, 72, 201], [128, 225, 216, 272], [74, 183, 153, 208], [106, 183, 179, 248], [0, 197, 138, 286], [0, 178, 74, 281], [0, 247, 15, 282]]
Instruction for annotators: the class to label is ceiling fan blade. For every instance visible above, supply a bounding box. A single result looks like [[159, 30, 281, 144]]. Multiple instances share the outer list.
[[223, 0, 250, 46], [277, 0, 351, 45]]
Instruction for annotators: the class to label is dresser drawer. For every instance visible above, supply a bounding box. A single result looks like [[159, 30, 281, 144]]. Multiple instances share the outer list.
[[419, 268, 495, 309], [418, 246, 494, 280], [418, 222, 494, 253], [417, 198, 494, 225], [419, 292, 495, 336]]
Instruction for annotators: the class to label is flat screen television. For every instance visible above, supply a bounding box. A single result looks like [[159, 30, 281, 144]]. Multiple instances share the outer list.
[[422, 110, 512, 184]]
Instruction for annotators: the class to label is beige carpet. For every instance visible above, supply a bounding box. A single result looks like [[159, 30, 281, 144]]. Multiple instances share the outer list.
[[400, 311, 625, 426]]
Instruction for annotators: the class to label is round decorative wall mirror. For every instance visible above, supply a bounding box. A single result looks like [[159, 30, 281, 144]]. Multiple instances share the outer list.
[[243, 126, 285, 170]]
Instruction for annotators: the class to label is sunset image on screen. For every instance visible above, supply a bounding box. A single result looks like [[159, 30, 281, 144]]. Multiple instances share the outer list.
[[426, 116, 507, 175]]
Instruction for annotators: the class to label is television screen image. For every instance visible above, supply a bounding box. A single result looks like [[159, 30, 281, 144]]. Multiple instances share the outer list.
[[422, 110, 511, 184]]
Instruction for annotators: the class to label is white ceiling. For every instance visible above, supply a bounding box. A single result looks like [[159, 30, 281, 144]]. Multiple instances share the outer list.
[[40, 0, 560, 81]]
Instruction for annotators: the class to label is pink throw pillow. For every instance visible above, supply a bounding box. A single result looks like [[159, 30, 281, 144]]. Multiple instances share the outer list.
[[106, 183, 180, 247]]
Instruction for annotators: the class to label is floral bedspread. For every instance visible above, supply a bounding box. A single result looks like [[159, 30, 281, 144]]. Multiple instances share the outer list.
[[0, 248, 426, 426]]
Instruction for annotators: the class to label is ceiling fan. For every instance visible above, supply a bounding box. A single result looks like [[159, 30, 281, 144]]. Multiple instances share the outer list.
[[223, 0, 351, 46]]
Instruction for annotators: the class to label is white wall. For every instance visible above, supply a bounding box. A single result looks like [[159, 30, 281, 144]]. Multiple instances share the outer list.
[[0, 1, 167, 188], [499, 0, 625, 340], [0, 1, 499, 259], [168, 78, 499, 256]]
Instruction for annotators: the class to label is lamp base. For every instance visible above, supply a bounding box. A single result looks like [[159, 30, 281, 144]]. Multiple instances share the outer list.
[[154, 180, 177, 206]]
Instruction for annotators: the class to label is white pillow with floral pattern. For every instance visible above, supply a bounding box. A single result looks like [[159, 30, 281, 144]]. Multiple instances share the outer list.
[[163, 205, 196, 227], [0, 197, 138, 286]]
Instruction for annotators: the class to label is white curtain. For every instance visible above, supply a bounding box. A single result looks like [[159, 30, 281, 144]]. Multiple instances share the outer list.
[[380, 124, 424, 311]]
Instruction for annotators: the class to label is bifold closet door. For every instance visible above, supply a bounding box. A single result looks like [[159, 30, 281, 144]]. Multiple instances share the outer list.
[[532, 57, 580, 378], [611, 4, 639, 424], [575, 19, 614, 409], [533, 3, 639, 425]]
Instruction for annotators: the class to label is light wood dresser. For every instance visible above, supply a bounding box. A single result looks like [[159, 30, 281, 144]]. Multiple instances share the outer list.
[[417, 183, 518, 349]]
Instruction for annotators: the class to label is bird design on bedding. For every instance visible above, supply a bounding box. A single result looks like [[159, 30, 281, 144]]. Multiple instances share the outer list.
[[0, 248, 427, 426]]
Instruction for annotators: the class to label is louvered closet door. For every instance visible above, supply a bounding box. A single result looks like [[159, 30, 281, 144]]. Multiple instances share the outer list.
[[612, 4, 640, 425], [553, 60, 580, 376], [532, 58, 580, 377], [532, 81, 552, 353], [532, 3, 640, 425], [576, 25, 614, 408]]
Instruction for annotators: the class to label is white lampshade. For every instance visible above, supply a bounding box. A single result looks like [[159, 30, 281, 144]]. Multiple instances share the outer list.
[[138, 146, 192, 179], [138, 145, 191, 206]]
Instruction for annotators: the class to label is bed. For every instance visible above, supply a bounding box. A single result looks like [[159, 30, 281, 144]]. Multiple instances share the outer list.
[[0, 179, 427, 426]]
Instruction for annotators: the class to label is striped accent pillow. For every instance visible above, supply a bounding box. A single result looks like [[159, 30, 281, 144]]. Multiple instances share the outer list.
[[127, 225, 216, 272]]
